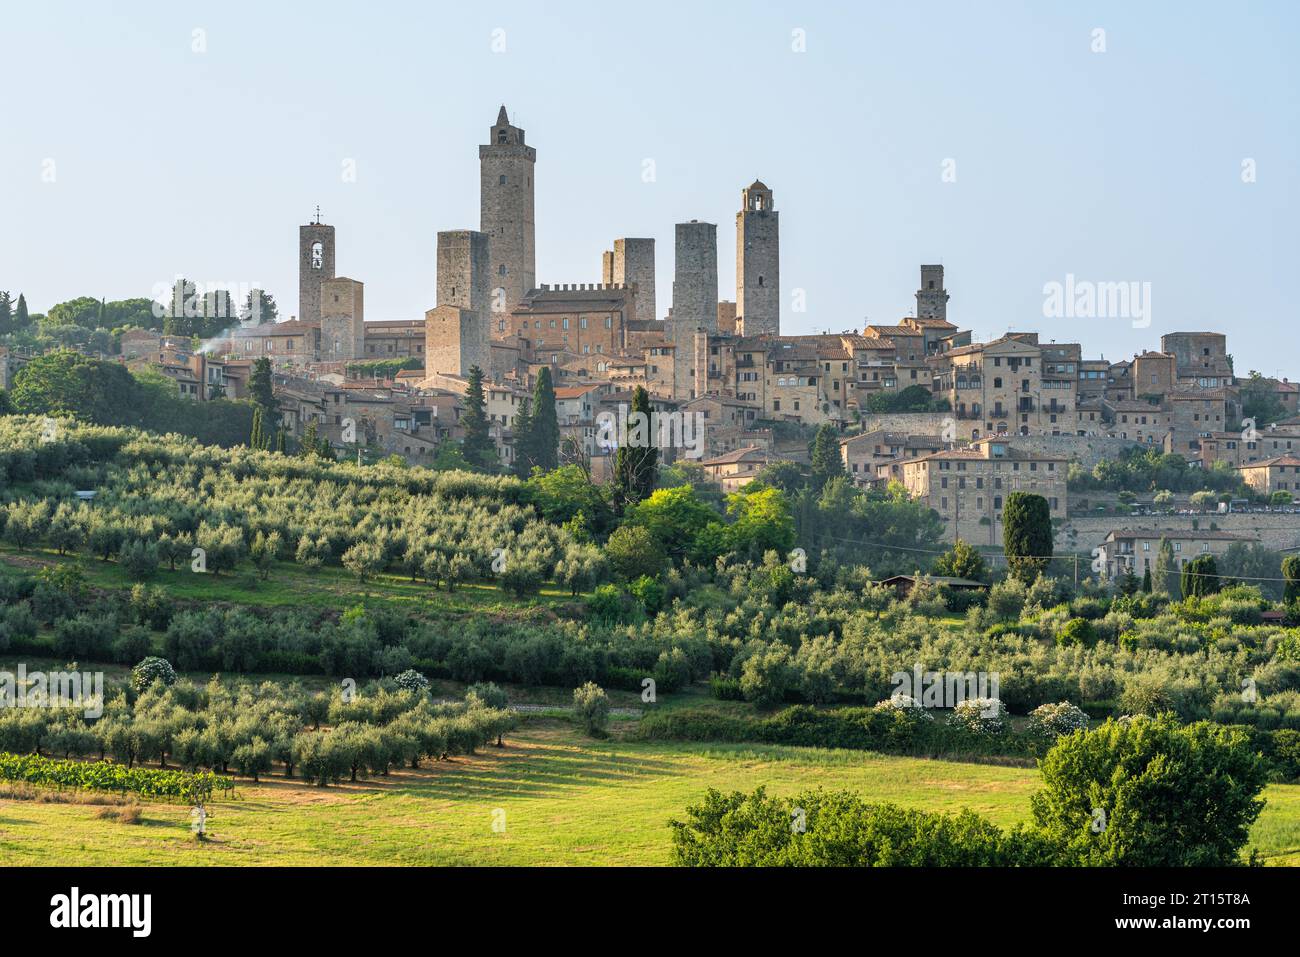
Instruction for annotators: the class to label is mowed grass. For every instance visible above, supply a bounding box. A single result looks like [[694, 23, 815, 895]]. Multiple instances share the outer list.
[[2, 722, 1298, 866]]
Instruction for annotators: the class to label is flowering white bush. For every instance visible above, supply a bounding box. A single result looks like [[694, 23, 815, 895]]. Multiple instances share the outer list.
[[874, 694, 934, 722], [1027, 701, 1090, 740], [947, 697, 1007, 735]]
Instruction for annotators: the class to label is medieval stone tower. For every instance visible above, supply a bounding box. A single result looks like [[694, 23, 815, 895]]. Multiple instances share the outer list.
[[601, 238, 657, 323], [298, 215, 336, 325], [320, 278, 365, 362], [671, 220, 718, 399], [425, 230, 491, 377], [480, 106, 536, 318], [735, 181, 779, 337], [916, 265, 949, 321]]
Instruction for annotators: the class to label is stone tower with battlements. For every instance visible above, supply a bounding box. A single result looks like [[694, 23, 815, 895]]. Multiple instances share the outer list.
[[299, 215, 336, 325], [601, 238, 656, 323], [916, 265, 949, 321], [425, 230, 491, 377], [480, 106, 536, 319], [671, 220, 718, 399], [736, 181, 779, 337], [320, 278, 364, 362]]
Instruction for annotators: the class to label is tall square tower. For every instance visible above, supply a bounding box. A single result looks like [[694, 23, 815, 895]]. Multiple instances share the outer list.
[[299, 216, 336, 324], [736, 181, 779, 337], [480, 106, 536, 318]]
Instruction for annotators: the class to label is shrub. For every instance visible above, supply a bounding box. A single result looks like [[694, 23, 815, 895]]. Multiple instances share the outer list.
[[670, 787, 1052, 867], [1031, 714, 1267, 865], [947, 698, 1008, 735], [1026, 701, 1090, 742], [573, 682, 610, 737], [1056, 617, 1097, 648], [131, 657, 178, 694], [393, 669, 431, 694]]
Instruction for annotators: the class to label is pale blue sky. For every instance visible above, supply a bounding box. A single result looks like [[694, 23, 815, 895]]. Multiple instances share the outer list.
[[2, 1, 1295, 375]]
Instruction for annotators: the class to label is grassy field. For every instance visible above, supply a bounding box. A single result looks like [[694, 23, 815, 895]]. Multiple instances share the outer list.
[[3, 721, 1298, 866], [0, 545, 580, 617]]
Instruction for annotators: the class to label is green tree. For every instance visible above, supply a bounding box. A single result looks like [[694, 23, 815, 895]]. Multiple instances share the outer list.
[[14, 294, 30, 329], [248, 357, 277, 417], [1030, 715, 1266, 866], [0, 291, 11, 335], [510, 397, 534, 477], [1003, 492, 1052, 583], [527, 366, 559, 473], [240, 289, 279, 325], [809, 424, 844, 488], [573, 682, 610, 737], [9, 350, 138, 425], [1241, 371, 1286, 428], [1181, 554, 1221, 598], [460, 365, 497, 471], [1153, 537, 1178, 597], [614, 386, 658, 507], [605, 525, 667, 581], [1285, 555, 1300, 606], [933, 538, 987, 582], [626, 484, 720, 562], [725, 486, 795, 559]]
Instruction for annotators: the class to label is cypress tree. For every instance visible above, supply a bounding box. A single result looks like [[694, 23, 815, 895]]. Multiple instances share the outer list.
[[460, 365, 496, 471], [511, 397, 534, 477], [615, 386, 658, 508], [1003, 492, 1053, 583], [530, 367, 559, 473], [15, 294, 30, 329]]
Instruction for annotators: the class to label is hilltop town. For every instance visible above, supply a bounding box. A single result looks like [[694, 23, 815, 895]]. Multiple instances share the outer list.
[[2, 106, 1299, 573]]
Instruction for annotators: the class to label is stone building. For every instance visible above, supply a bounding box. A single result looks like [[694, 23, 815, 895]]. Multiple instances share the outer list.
[[1199, 425, 1300, 468], [503, 284, 632, 358], [320, 278, 364, 363], [735, 181, 779, 336], [1238, 455, 1300, 499], [670, 220, 718, 398], [1108, 400, 1169, 445], [1166, 390, 1230, 457], [840, 430, 945, 487], [929, 334, 1079, 440], [915, 265, 949, 321], [361, 320, 425, 359], [600, 238, 656, 325], [424, 230, 491, 378], [480, 106, 536, 317], [299, 216, 336, 325], [902, 439, 1067, 546], [1098, 529, 1256, 580]]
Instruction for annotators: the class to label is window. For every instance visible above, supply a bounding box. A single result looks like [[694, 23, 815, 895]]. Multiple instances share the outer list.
[[498, 175, 506, 185], [311, 242, 323, 269]]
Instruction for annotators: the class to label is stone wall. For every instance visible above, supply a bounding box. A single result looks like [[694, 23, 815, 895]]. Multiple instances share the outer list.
[[1057, 513, 1300, 556]]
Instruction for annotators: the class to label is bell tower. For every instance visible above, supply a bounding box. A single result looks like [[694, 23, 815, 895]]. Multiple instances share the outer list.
[[299, 207, 336, 325]]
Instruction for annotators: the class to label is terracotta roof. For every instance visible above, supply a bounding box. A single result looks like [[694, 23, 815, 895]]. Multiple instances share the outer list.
[[1105, 529, 1253, 542]]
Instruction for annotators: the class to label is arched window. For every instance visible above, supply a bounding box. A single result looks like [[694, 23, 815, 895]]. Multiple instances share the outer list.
[[311, 242, 323, 269]]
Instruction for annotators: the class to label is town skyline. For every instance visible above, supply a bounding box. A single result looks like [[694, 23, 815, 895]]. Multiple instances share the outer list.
[[3, 1, 1296, 376]]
